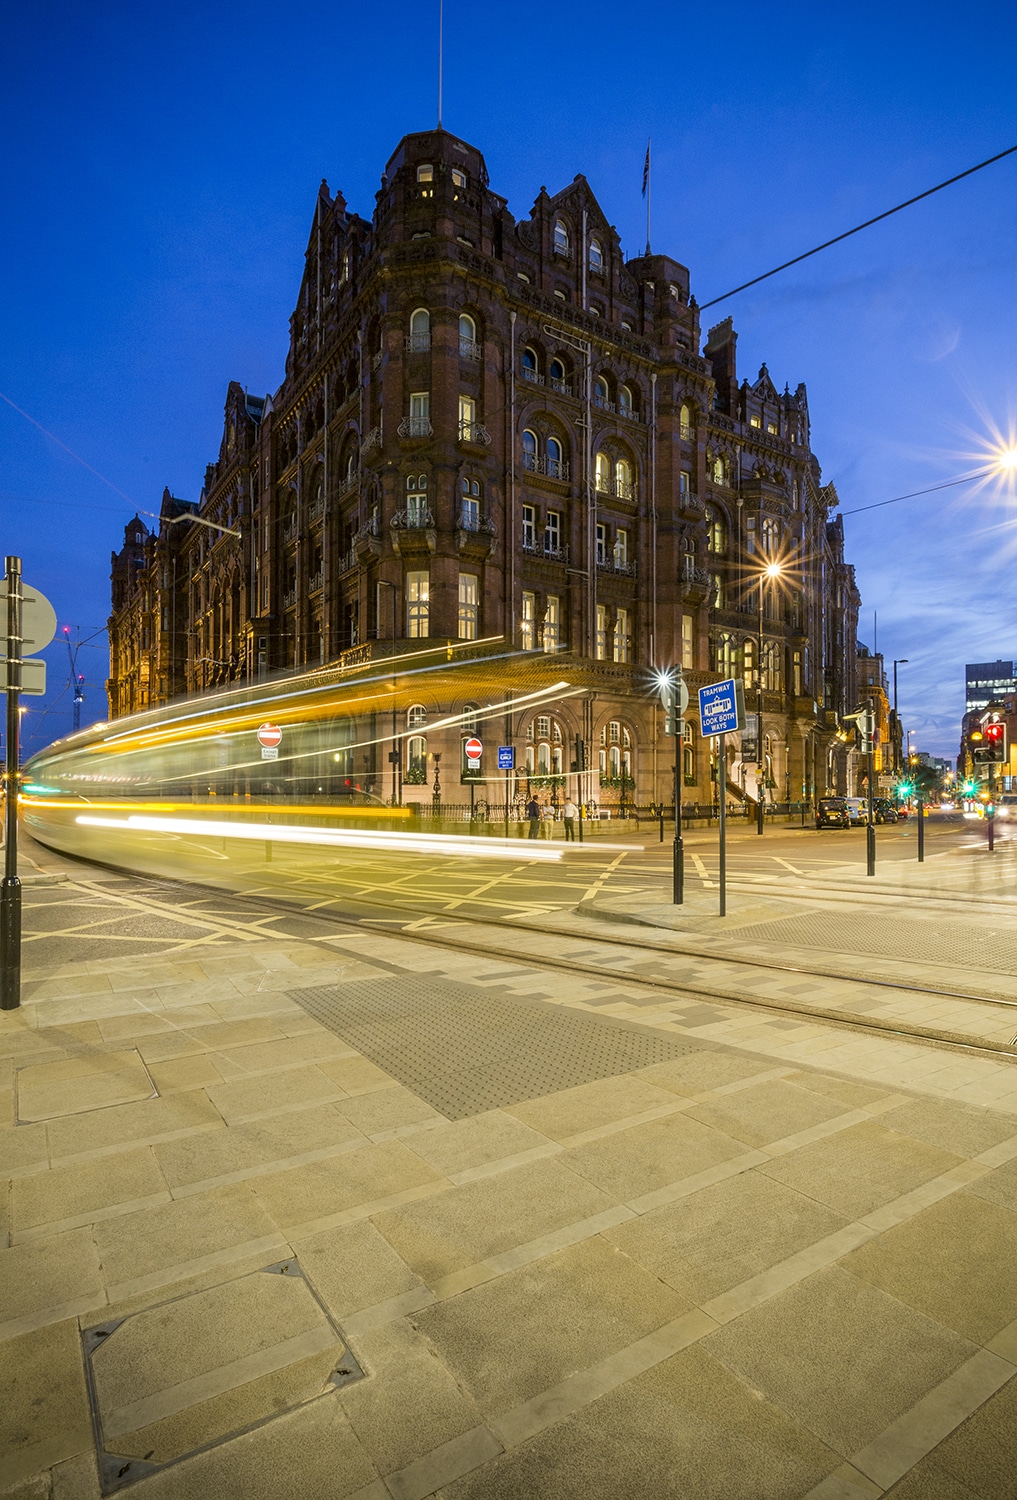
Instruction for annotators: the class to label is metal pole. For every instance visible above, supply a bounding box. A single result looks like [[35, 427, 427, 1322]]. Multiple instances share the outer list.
[[2, 557, 23, 1010], [866, 698, 876, 877], [718, 732, 727, 916], [988, 762, 995, 853], [673, 739, 684, 904], [917, 795, 925, 861], [756, 593, 764, 834]]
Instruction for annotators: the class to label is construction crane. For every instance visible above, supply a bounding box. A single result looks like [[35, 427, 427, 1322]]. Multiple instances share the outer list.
[[61, 627, 90, 734]]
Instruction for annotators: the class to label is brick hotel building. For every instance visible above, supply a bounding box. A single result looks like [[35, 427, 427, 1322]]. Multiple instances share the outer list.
[[109, 128, 861, 809]]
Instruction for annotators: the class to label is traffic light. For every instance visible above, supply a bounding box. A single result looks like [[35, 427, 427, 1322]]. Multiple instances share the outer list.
[[897, 780, 913, 798], [984, 720, 1006, 763]]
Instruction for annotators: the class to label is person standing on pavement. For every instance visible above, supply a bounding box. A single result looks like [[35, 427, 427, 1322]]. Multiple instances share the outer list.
[[563, 798, 578, 841], [526, 796, 540, 838]]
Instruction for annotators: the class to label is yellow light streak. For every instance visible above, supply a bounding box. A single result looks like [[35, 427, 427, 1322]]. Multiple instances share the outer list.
[[22, 797, 413, 819], [75, 813, 570, 862]]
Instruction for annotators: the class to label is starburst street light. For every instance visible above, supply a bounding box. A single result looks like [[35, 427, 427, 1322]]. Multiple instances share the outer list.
[[754, 557, 784, 834]]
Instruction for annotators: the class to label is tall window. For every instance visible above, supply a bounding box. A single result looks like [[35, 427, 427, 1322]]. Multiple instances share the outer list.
[[544, 511, 560, 553], [521, 592, 536, 650], [459, 313, 479, 359], [743, 637, 755, 686], [406, 474, 428, 526], [681, 613, 694, 669], [458, 573, 478, 640], [549, 358, 568, 393], [679, 470, 691, 496], [406, 571, 429, 637], [553, 219, 570, 255], [615, 458, 633, 500], [596, 604, 608, 660], [460, 477, 480, 529], [761, 515, 779, 554], [408, 391, 430, 437], [594, 376, 611, 408], [521, 347, 540, 383], [712, 573, 725, 609], [522, 504, 536, 550], [596, 523, 607, 566], [613, 607, 631, 663], [542, 595, 561, 653], [546, 436, 564, 478], [706, 505, 727, 554], [614, 529, 629, 568], [408, 308, 430, 351], [458, 394, 476, 439], [589, 237, 603, 270], [618, 385, 633, 415], [522, 429, 538, 470], [595, 451, 610, 492], [679, 403, 692, 439], [406, 736, 427, 783]]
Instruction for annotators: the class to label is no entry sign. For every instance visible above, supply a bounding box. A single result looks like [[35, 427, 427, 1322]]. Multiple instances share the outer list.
[[257, 723, 282, 749], [464, 737, 483, 761]]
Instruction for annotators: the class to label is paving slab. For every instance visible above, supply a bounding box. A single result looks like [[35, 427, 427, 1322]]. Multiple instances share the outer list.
[[0, 1319, 92, 1489]]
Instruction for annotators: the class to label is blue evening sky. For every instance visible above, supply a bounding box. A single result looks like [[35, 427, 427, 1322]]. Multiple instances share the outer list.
[[2, 0, 1015, 760]]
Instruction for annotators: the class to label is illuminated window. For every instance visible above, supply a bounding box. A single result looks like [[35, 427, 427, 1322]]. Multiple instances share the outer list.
[[408, 308, 430, 347], [682, 613, 694, 668], [543, 595, 561, 653], [596, 523, 607, 565], [750, 415, 762, 429], [416, 163, 433, 183], [406, 473, 428, 527], [595, 451, 610, 492], [613, 608, 630, 663], [521, 591, 536, 650], [406, 736, 427, 782], [452, 168, 466, 190], [596, 604, 608, 660], [407, 704, 427, 728], [522, 505, 535, 550], [615, 458, 633, 499], [406, 571, 429, 637], [544, 511, 560, 552], [706, 505, 727, 554], [679, 404, 692, 439], [458, 573, 478, 640], [614, 529, 629, 567]]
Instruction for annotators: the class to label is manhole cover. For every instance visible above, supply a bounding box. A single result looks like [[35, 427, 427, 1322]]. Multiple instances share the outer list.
[[290, 978, 700, 1120], [82, 1259, 362, 1493]]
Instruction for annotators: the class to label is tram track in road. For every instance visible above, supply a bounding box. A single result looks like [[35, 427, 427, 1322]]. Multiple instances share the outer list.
[[41, 853, 1017, 1069]]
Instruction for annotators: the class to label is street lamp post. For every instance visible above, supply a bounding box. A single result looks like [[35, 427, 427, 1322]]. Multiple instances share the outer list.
[[756, 561, 781, 834], [892, 658, 908, 774]]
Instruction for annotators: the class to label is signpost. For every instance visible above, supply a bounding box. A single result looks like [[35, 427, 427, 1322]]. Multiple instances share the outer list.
[[257, 723, 282, 761], [2, 560, 57, 1010], [698, 678, 746, 917], [498, 746, 514, 838]]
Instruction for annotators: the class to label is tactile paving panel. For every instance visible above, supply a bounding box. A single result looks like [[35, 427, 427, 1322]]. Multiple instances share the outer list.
[[726, 914, 1017, 973], [290, 978, 700, 1120]]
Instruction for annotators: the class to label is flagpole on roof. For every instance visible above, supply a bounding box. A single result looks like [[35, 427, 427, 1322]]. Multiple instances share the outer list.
[[437, 0, 444, 129], [643, 138, 651, 255]]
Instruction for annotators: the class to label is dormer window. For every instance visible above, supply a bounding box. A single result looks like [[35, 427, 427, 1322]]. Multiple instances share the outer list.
[[750, 415, 762, 429], [416, 164, 434, 183], [553, 220, 571, 256], [452, 168, 466, 190]]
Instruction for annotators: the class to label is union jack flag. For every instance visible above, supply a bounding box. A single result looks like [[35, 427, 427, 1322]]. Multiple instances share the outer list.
[[642, 141, 650, 197]]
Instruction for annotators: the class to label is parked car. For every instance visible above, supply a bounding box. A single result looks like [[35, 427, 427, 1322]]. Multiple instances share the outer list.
[[816, 797, 850, 829], [874, 798, 899, 824], [845, 797, 867, 825], [995, 793, 1017, 820]]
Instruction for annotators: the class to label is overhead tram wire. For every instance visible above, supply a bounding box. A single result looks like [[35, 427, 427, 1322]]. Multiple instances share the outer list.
[[841, 468, 996, 517], [699, 143, 1017, 310]]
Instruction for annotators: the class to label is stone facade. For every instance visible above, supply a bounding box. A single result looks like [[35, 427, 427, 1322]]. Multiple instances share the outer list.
[[108, 127, 862, 810]]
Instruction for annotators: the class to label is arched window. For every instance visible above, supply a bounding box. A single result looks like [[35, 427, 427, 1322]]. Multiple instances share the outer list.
[[549, 357, 568, 393], [407, 704, 427, 728], [459, 313, 479, 359], [615, 458, 633, 500], [595, 451, 610, 492], [522, 429, 538, 471], [546, 435, 563, 479], [618, 384, 633, 415], [537, 742, 551, 776], [706, 505, 727, 555], [416, 164, 433, 183], [594, 376, 611, 410], [406, 736, 427, 783], [553, 219, 570, 256], [588, 237, 603, 270], [461, 703, 479, 733], [521, 347, 540, 383], [408, 308, 430, 352], [761, 516, 779, 554], [460, 477, 480, 528]]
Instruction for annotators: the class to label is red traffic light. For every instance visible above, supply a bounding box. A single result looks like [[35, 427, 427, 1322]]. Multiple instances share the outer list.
[[986, 722, 1005, 744]]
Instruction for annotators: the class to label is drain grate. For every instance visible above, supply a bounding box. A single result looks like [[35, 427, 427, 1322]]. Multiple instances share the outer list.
[[289, 977, 701, 1120]]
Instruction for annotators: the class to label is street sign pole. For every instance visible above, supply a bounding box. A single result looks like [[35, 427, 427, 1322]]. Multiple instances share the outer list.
[[718, 731, 727, 916], [2, 558, 23, 1011], [698, 678, 745, 918], [866, 698, 876, 878]]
